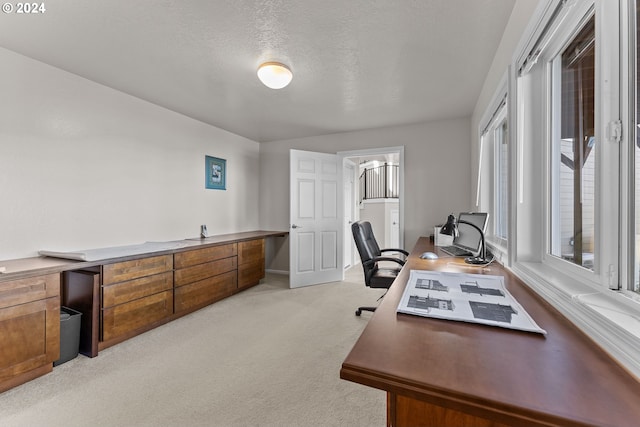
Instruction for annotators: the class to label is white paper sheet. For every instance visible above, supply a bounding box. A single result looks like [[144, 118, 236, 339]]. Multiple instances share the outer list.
[[397, 270, 547, 335], [39, 241, 192, 261]]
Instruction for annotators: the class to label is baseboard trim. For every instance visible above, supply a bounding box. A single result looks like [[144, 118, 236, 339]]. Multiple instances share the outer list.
[[266, 269, 289, 276]]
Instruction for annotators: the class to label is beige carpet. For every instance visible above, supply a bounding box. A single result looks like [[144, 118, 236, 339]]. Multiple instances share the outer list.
[[0, 269, 386, 427]]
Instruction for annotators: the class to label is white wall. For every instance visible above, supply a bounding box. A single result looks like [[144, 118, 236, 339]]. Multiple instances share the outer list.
[[0, 47, 260, 260], [259, 118, 472, 271]]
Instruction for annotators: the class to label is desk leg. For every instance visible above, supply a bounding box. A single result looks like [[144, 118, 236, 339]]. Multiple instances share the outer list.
[[388, 393, 510, 427]]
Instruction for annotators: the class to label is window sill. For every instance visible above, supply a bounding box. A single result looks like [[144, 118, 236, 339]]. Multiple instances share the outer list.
[[512, 261, 640, 380], [486, 240, 507, 265]]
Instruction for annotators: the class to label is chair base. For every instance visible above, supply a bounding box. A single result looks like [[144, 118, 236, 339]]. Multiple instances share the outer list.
[[355, 306, 377, 316]]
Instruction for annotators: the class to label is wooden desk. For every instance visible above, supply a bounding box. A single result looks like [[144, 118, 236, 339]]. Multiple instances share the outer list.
[[340, 237, 640, 427]]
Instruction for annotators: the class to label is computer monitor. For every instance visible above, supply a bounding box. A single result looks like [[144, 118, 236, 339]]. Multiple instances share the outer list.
[[453, 212, 489, 256]]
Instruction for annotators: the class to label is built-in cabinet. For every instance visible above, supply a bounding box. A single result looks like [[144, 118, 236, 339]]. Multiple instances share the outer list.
[[98, 240, 265, 350], [101, 255, 174, 346], [0, 232, 281, 392], [238, 239, 265, 291], [0, 274, 60, 393], [174, 243, 238, 315]]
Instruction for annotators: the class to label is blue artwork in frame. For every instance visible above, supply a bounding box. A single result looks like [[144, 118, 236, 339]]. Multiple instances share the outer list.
[[205, 156, 226, 190]]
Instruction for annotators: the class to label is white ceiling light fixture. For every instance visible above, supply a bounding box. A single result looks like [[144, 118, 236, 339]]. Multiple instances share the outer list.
[[257, 62, 293, 89]]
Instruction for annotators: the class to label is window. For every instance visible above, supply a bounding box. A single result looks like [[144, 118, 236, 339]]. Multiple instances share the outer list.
[[550, 16, 596, 271], [537, 2, 618, 288], [477, 97, 508, 250], [513, 0, 619, 283], [494, 119, 509, 242], [509, 0, 639, 376], [634, 0, 640, 292]]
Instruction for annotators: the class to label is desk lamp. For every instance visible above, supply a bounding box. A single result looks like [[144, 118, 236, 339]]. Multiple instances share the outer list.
[[440, 214, 488, 265]]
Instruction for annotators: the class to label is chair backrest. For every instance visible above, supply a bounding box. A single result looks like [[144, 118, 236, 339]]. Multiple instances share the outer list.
[[351, 221, 381, 285], [360, 221, 382, 257]]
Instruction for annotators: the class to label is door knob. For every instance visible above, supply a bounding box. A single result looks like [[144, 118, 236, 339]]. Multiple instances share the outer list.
[[291, 224, 302, 229]]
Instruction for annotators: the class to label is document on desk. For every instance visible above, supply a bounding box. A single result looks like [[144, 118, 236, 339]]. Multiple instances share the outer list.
[[397, 270, 547, 335]]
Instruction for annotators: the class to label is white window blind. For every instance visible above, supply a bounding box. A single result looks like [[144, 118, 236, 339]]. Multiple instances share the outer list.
[[517, 0, 577, 77]]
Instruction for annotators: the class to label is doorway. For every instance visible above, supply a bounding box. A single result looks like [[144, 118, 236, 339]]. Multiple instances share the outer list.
[[339, 147, 405, 269], [288, 146, 404, 288]]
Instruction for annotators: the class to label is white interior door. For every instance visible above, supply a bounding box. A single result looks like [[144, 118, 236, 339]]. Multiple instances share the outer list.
[[343, 160, 356, 269], [290, 149, 343, 288], [390, 209, 400, 248]]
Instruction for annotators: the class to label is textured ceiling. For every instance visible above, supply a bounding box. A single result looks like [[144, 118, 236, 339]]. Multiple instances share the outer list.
[[0, 0, 515, 142]]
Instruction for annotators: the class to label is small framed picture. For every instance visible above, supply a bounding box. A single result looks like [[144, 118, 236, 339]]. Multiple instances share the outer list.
[[205, 156, 226, 190]]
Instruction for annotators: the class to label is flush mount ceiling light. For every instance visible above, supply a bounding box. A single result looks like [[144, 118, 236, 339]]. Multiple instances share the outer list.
[[257, 62, 292, 89]]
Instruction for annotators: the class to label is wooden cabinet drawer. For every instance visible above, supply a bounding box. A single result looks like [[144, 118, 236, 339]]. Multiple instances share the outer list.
[[102, 272, 173, 308], [174, 271, 237, 315], [101, 290, 173, 341], [102, 255, 173, 285], [0, 274, 59, 309], [174, 244, 237, 269], [238, 239, 264, 266], [0, 297, 60, 383], [238, 239, 265, 291], [174, 257, 237, 287], [238, 259, 265, 291]]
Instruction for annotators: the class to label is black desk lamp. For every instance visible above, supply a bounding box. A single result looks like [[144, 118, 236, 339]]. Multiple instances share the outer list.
[[440, 214, 488, 265]]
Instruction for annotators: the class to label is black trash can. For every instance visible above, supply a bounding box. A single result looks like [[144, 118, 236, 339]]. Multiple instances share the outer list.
[[54, 306, 82, 366]]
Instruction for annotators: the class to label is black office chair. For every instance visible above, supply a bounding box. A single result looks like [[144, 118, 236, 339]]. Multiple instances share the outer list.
[[351, 221, 408, 316]]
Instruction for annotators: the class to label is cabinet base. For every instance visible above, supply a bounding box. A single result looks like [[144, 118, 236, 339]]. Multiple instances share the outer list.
[[0, 364, 52, 394]]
